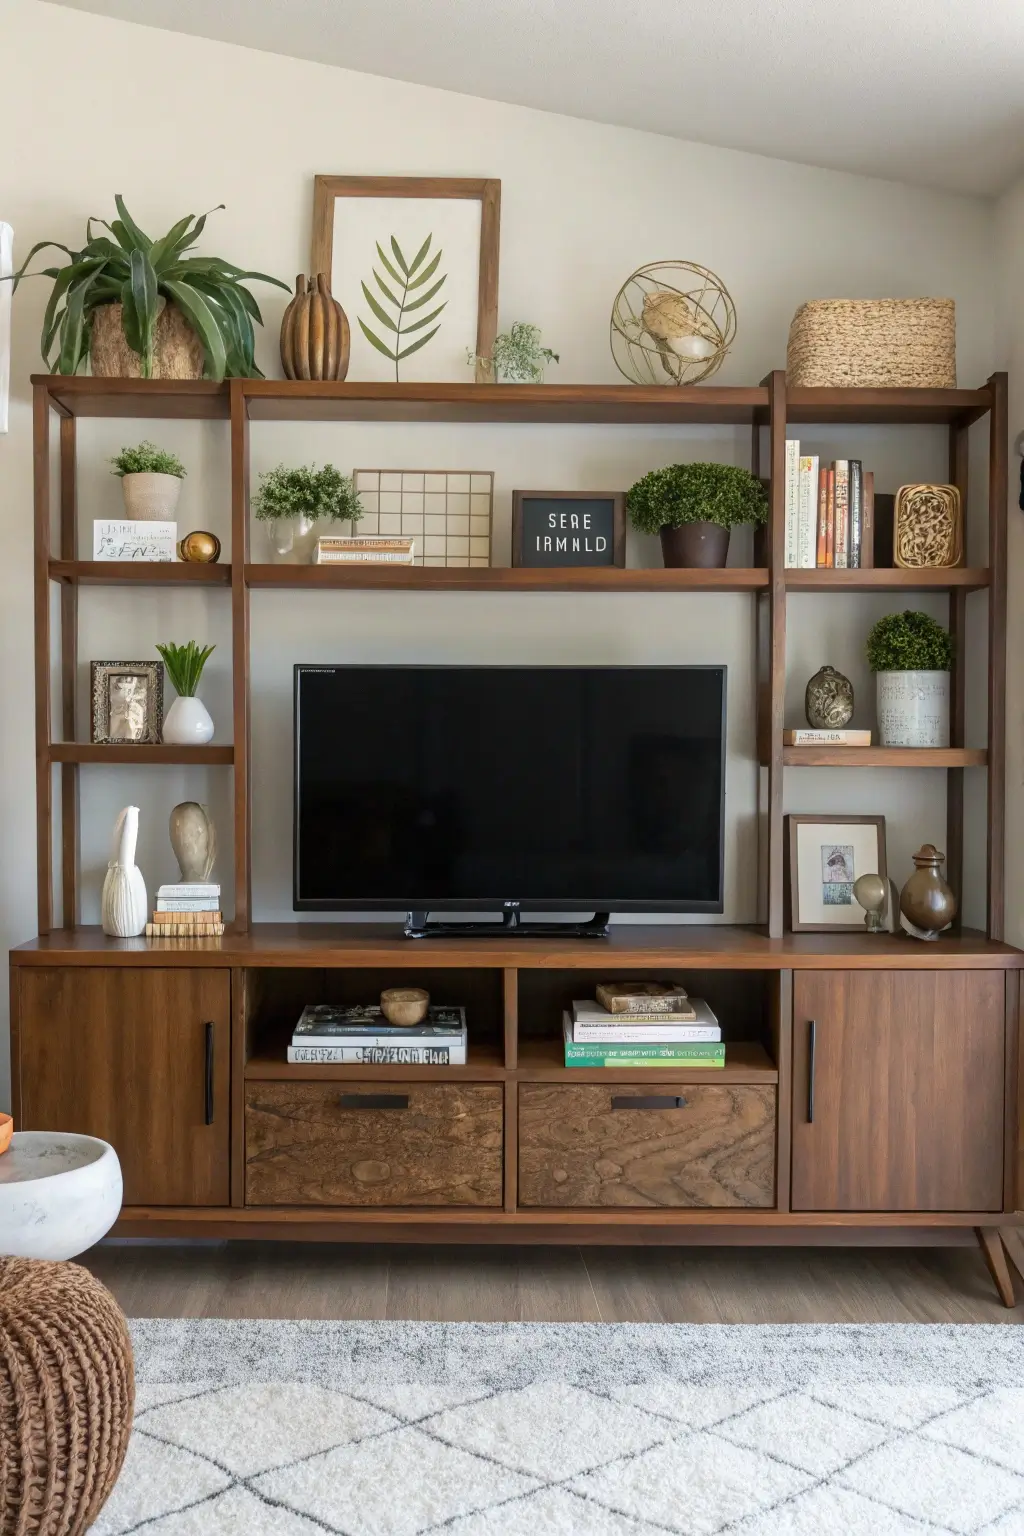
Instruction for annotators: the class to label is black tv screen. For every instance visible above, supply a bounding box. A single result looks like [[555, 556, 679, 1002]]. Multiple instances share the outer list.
[[294, 665, 726, 913]]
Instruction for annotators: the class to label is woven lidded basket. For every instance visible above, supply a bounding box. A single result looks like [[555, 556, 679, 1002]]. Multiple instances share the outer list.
[[786, 299, 956, 388]]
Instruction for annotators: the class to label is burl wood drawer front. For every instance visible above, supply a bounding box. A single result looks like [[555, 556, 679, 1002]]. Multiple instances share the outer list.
[[519, 1083, 776, 1207], [245, 1082, 503, 1207]]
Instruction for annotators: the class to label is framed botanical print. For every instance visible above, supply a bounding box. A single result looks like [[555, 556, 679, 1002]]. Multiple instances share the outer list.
[[785, 814, 887, 932], [91, 662, 163, 745], [311, 176, 500, 383]]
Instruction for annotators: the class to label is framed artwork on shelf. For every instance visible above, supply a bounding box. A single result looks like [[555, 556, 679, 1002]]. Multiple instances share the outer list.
[[311, 175, 500, 384], [352, 469, 493, 567], [785, 814, 887, 932], [512, 491, 626, 568], [91, 662, 164, 745]]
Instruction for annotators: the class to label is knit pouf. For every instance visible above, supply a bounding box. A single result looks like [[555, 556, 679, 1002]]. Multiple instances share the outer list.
[[0, 1257, 134, 1536]]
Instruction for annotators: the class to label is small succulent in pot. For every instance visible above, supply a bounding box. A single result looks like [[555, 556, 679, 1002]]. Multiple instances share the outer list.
[[111, 440, 186, 520], [252, 463, 363, 562], [867, 610, 953, 748], [627, 461, 768, 568]]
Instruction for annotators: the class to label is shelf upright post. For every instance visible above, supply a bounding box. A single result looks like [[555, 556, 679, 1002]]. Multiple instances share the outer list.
[[230, 380, 252, 932], [59, 413, 79, 929], [33, 383, 53, 934], [946, 414, 970, 926], [764, 371, 787, 935], [987, 373, 1008, 940]]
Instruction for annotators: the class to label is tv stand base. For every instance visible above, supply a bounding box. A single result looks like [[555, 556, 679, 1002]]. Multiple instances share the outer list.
[[404, 906, 611, 939]]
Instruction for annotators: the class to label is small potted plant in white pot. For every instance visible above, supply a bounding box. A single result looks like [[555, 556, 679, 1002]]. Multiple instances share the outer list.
[[111, 442, 186, 520], [867, 611, 953, 747], [627, 462, 768, 568], [157, 641, 216, 745], [252, 463, 363, 562], [467, 322, 559, 382]]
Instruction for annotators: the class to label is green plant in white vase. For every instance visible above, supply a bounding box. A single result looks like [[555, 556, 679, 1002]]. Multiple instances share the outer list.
[[111, 441, 186, 520], [252, 463, 363, 562], [468, 322, 559, 383], [157, 641, 216, 744], [867, 611, 953, 748]]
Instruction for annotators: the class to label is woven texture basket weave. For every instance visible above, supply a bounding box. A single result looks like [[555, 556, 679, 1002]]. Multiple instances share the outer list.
[[0, 1257, 134, 1536], [786, 299, 956, 388]]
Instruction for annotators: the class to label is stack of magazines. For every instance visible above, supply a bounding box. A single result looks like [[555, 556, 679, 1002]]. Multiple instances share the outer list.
[[288, 1003, 467, 1064], [562, 981, 724, 1068]]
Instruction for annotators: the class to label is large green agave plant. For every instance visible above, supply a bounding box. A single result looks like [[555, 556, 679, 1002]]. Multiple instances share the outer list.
[[11, 196, 288, 380]]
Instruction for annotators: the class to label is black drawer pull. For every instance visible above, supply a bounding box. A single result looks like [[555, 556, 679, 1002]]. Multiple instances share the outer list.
[[807, 1019, 817, 1124], [339, 1093, 410, 1110], [204, 1022, 214, 1125], [611, 1094, 688, 1111]]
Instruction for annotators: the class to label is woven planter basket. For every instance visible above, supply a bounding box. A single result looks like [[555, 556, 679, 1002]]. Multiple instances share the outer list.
[[786, 299, 956, 388], [90, 300, 204, 380], [0, 1256, 134, 1535]]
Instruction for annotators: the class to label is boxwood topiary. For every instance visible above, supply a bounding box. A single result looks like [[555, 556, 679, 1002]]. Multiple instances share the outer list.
[[866, 611, 954, 672], [627, 462, 768, 533]]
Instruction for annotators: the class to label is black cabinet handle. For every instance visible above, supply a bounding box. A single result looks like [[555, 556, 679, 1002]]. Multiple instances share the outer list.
[[807, 1019, 817, 1124], [611, 1094, 688, 1111], [339, 1093, 410, 1110], [204, 1021, 214, 1125]]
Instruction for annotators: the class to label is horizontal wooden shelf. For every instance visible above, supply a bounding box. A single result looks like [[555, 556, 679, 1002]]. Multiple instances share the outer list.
[[785, 386, 991, 426], [49, 743, 234, 765], [784, 745, 987, 768], [50, 560, 231, 587], [516, 1038, 777, 1083], [245, 563, 769, 592], [35, 376, 230, 420], [785, 567, 989, 592], [246, 1044, 506, 1082]]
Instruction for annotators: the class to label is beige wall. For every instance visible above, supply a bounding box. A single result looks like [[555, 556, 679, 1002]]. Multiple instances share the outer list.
[[996, 178, 1024, 950], [0, 0, 1001, 1108]]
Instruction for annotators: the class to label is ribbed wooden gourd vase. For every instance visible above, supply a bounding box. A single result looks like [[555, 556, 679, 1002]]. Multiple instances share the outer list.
[[0, 1257, 135, 1535], [279, 274, 350, 381]]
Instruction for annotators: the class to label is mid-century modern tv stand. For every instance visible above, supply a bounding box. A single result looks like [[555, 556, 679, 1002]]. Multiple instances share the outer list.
[[11, 372, 1023, 1308]]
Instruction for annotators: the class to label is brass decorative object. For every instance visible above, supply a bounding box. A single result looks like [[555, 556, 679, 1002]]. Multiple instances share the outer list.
[[177, 530, 221, 563], [853, 872, 888, 933], [805, 665, 854, 729], [899, 844, 957, 939], [280, 273, 350, 381], [610, 261, 736, 385], [894, 484, 963, 569]]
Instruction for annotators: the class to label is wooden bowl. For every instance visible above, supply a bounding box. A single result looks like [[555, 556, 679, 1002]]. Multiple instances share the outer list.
[[380, 987, 430, 1027], [0, 1113, 13, 1156]]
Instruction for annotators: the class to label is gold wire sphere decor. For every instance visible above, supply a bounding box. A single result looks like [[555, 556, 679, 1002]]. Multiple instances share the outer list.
[[610, 260, 737, 386]]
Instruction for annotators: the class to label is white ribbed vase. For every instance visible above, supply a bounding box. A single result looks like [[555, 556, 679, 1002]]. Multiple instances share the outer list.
[[876, 670, 950, 748], [101, 805, 148, 937]]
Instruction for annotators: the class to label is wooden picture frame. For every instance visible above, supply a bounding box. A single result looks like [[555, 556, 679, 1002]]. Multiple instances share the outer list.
[[311, 176, 500, 383], [512, 491, 626, 569], [785, 814, 887, 932]]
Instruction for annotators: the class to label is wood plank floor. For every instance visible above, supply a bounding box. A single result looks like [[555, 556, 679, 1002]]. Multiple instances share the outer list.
[[81, 1242, 1024, 1324]]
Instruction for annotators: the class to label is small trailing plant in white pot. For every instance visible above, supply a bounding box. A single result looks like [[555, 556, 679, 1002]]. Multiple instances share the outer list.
[[867, 611, 953, 747], [111, 441, 186, 520], [157, 641, 216, 744], [468, 322, 559, 383], [252, 463, 363, 562]]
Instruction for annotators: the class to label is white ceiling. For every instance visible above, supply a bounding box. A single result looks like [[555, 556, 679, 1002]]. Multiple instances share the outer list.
[[48, 0, 1024, 196]]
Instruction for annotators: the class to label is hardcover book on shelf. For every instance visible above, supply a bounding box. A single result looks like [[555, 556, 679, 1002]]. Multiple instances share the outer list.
[[595, 981, 690, 1014], [287, 1042, 466, 1065], [315, 536, 416, 565], [571, 997, 719, 1042], [797, 454, 818, 568], [849, 460, 863, 568], [784, 439, 800, 567], [562, 1016, 725, 1068], [146, 922, 225, 937], [834, 460, 850, 568], [825, 467, 835, 566], [861, 471, 875, 568], [293, 1003, 466, 1039], [784, 729, 871, 746], [816, 468, 828, 568]]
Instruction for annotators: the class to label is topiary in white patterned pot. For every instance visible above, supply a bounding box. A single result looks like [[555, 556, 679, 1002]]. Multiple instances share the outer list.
[[867, 611, 953, 748], [111, 442, 185, 520]]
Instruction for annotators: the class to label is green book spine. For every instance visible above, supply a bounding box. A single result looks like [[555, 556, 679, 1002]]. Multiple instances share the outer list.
[[564, 1043, 726, 1061], [564, 1056, 726, 1069]]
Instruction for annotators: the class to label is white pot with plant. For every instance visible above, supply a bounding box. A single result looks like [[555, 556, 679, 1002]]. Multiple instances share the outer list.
[[111, 441, 186, 520], [252, 463, 363, 563], [468, 322, 559, 383], [867, 610, 952, 748], [157, 641, 216, 744]]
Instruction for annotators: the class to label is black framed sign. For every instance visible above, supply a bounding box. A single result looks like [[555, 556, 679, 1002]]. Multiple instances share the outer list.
[[511, 491, 626, 568]]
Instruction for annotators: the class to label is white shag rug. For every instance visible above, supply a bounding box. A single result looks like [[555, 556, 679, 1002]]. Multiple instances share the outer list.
[[92, 1320, 1024, 1535]]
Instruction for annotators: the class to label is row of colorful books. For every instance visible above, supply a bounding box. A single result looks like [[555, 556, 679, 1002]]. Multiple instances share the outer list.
[[563, 985, 724, 1068], [144, 882, 223, 938], [784, 442, 874, 569]]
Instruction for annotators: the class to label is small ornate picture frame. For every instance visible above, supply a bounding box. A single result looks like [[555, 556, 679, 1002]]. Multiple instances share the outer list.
[[785, 814, 887, 932], [91, 662, 164, 744]]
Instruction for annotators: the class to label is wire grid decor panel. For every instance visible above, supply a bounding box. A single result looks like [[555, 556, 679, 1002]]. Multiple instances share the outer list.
[[352, 470, 494, 566]]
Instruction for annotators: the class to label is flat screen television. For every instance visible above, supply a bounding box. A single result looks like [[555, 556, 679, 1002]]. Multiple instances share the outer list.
[[294, 664, 726, 923]]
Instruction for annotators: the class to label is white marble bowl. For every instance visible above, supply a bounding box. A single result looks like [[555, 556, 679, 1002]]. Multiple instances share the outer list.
[[0, 1132, 123, 1260]]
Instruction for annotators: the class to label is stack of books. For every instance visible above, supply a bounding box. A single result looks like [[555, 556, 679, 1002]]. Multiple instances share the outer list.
[[562, 982, 724, 1068], [784, 442, 874, 569], [145, 883, 223, 938], [288, 1003, 467, 1064], [314, 535, 415, 565]]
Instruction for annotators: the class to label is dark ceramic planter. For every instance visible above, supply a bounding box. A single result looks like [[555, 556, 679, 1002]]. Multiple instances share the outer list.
[[660, 521, 731, 569]]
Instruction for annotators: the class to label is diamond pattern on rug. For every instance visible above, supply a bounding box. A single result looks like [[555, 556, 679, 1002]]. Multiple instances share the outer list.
[[423, 1382, 667, 1479], [252, 1422, 540, 1536], [714, 1390, 889, 1475], [733, 1483, 940, 1534], [839, 1433, 1024, 1533], [921, 1390, 1024, 1476], [606, 1380, 784, 1430], [808, 1380, 967, 1430], [441, 1486, 662, 1535], [356, 1382, 498, 1421], [120, 1485, 333, 1534], [139, 1383, 397, 1476], [91, 1432, 233, 1535]]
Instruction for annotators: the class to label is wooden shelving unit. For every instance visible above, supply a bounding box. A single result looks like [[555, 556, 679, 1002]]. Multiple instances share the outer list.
[[32, 371, 1008, 940]]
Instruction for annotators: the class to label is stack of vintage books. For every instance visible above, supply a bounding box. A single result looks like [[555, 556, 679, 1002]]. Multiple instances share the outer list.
[[288, 1003, 468, 1064], [562, 981, 723, 1068], [145, 882, 223, 938], [314, 535, 415, 565]]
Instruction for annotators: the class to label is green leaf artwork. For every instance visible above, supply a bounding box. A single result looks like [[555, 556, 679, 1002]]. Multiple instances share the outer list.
[[358, 234, 447, 381]]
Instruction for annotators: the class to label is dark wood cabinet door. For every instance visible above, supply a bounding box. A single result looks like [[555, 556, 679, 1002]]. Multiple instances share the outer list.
[[15, 968, 230, 1207], [791, 971, 1005, 1212]]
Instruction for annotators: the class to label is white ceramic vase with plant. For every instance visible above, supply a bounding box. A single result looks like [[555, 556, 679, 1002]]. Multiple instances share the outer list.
[[157, 641, 216, 744], [111, 441, 186, 519], [867, 610, 953, 748], [252, 463, 363, 563]]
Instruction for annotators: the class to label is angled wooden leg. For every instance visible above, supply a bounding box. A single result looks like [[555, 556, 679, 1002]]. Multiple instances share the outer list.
[[977, 1227, 1017, 1308], [1001, 1228, 1024, 1289]]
